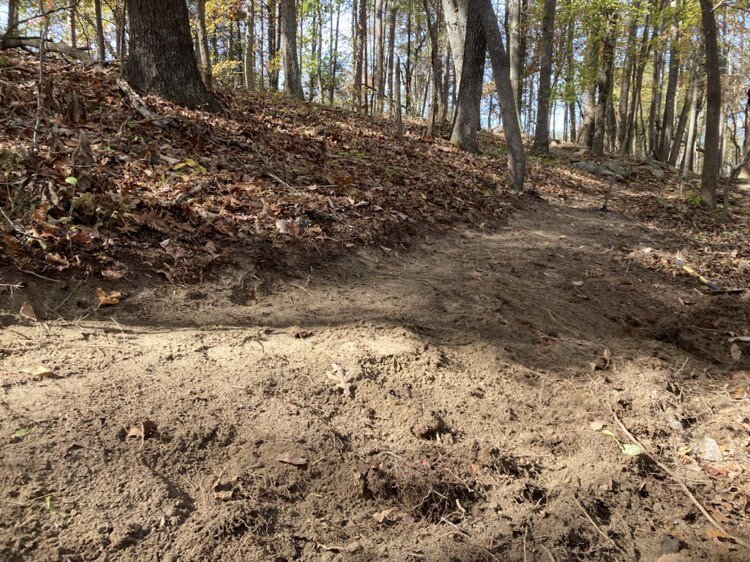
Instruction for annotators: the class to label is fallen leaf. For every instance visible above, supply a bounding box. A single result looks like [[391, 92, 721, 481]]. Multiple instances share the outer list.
[[101, 269, 125, 281], [327, 363, 354, 397], [21, 365, 55, 379], [731, 371, 748, 381], [730, 343, 743, 361], [590, 348, 611, 371], [705, 526, 732, 542], [372, 508, 399, 524], [590, 420, 605, 431], [572, 280, 584, 286], [126, 419, 158, 440], [621, 443, 643, 456], [96, 288, 122, 307], [14, 427, 33, 438], [729, 387, 748, 400], [276, 453, 308, 467], [19, 300, 37, 321]]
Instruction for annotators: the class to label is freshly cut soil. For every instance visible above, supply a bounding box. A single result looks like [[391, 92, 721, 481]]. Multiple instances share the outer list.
[[2, 197, 749, 561]]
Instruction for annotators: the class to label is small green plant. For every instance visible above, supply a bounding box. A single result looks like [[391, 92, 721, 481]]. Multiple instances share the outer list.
[[601, 428, 643, 456], [686, 192, 701, 206]]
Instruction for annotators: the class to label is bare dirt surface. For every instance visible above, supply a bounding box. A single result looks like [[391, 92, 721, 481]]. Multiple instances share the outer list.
[[2, 196, 750, 561]]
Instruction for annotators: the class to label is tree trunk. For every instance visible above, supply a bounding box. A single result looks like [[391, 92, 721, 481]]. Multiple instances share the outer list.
[[195, 0, 213, 89], [578, 32, 599, 148], [616, 0, 639, 153], [5, 0, 18, 37], [477, 0, 525, 191], [657, 22, 680, 161], [565, 19, 576, 141], [668, 79, 692, 166], [124, 0, 219, 111], [268, 0, 279, 91], [592, 13, 616, 156], [682, 79, 702, 176], [448, 0, 485, 152], [531, 0, 555, 154], [374, 0, 385, 112], [244, 0, 256, 91], [94, 0, 106, 62], [699, 0, 721, 208], [280, 0, 303, 98], [506, 0, 523, 110], [70, 4, 77, 48], [353, 0, 367, 110], [330, 1, 340, 103], [648, 44, 666, 156], [422, 0, 443, 136], [386, 6, 397, 112]]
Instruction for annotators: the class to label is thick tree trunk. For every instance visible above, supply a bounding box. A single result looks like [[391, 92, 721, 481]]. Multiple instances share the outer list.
[[94, 0, 106, 62], [477, 0, 525, 191], [699, 0, 721, 208], [124, 0, 219, 111], [531, 0, 555, 154], [449, 0, 485, 152], [5, 0, 18, 37], [280, 0, 303, 98], [195, 0, 213, 89]]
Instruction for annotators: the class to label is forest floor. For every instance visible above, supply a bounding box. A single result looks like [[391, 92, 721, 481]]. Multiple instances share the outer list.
[[2, 52, 750, 561]]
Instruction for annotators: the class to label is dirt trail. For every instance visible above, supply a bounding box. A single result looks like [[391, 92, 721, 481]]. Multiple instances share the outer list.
[[2, 198, 749, 561]]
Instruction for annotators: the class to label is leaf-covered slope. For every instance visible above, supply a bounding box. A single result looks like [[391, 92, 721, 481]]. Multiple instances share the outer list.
[[0, 52, 510, 279]]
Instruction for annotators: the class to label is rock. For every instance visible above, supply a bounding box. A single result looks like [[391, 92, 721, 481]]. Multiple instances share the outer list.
[[570, 161, 625, 182], [648, 166, 665, 179], [697, 436, 722, 462]]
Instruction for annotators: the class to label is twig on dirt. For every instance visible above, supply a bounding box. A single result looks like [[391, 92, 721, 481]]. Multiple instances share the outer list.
[[573, 495, 625, 554], [540, 544, 557, 562], [16, 267, 62, 283], [610, 407, 750, 550], [438, 518, 500, 561], [51, 279, 84, 311]]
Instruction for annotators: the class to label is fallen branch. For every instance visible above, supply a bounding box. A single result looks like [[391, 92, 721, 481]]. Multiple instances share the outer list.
[[610, 406, 750, 550], [115, 78, 171, 128], [572, 495, 625, 554], [0, 37, 94, 62]]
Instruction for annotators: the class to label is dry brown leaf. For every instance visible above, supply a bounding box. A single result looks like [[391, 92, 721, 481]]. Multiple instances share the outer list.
[[730, 387, 748, 400], [97, 288, 122, 307], [590, 348, 611, 371], [21, 365, 55, 379], [730, 343, 743, 361], [101, 269, 125, 281], [276, 453, 308, 466], [19, 300, 37, 321], [326, 363, 354, 398], [126, 419, 158, 440]]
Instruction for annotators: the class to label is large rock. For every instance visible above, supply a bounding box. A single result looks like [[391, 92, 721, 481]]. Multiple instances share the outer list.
[[570, 160, 626, 182]]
